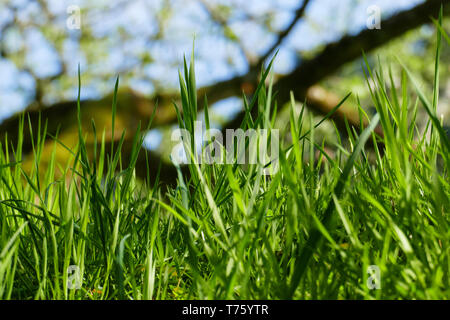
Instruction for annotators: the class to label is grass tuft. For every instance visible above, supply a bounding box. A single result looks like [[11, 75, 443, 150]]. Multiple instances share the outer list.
[[0, 17, 448, 300]]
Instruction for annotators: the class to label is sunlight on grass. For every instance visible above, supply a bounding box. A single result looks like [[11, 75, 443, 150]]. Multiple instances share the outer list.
[[0, 12, 448, 300]]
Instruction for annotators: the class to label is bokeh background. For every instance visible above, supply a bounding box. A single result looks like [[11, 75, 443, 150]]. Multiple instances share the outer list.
[[0, 0, 448, 182]]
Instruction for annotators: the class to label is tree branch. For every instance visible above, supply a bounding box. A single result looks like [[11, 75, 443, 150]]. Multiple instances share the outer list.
[[223, 0, 450, 131], [253, 0, 311, 71]]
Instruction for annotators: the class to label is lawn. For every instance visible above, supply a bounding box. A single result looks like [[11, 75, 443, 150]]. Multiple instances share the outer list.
[[0, 15, 448, 301]]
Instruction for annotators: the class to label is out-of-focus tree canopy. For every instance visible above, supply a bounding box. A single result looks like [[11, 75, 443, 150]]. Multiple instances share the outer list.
[[0, 0, 449, 182]]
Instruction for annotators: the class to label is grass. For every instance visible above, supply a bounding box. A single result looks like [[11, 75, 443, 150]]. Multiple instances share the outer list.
[[0, 17, 449, 300]]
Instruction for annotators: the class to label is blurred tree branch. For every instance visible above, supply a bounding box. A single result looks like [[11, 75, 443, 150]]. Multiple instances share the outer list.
[[218, 0, 450, 131], [252, 0, 311, 71]]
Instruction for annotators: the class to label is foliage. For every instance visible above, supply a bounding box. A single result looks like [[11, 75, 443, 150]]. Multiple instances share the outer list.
[[0, 17, 449, 300]]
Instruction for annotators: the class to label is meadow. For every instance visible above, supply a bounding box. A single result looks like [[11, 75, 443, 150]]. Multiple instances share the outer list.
[[0, 17, 449, 300]]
